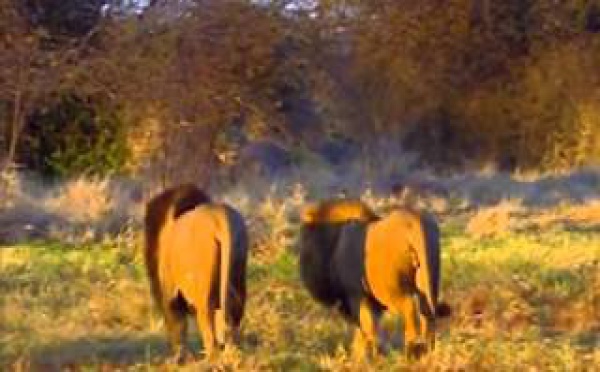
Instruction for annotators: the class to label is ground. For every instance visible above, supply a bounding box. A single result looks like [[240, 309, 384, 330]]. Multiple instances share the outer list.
[[1, 215, 598, 371]]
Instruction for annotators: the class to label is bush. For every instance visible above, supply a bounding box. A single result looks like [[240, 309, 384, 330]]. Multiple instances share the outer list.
[[457, 38, 600, 170], [21, 94, 129, 178]]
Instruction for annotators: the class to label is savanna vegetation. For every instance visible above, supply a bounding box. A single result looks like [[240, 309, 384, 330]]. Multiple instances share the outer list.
[[1, 0, 599, 370], [2, 0, 599, 177], [1, 184, 599, 370]]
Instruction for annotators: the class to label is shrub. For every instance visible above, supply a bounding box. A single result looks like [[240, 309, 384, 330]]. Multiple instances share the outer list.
[[21, 94, 129, 178]]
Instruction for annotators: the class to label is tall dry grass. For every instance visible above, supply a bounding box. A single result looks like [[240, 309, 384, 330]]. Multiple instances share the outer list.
[[0, 173, 143, 245], [1, 164, 599, 245]]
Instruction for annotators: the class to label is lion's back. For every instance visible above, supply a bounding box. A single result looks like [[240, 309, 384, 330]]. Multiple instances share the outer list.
[[144, 184, 210, 250], [168, 204, 248, 262], [301, 199, 378, 225], [160, 204, 232, 298]]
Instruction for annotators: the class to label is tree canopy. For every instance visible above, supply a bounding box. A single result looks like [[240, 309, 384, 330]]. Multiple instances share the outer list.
[[1, 0, 599, 179]]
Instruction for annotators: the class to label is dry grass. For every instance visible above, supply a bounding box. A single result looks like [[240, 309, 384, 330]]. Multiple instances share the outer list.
[[44, 178, 114, 223], [528, 200, 600, 230], [466, 199, 524, 238], [466, 197, 600, 239], [0, 175, 143, 245], [2, 165, 599, 243], [1, 226, 598, 371], [2, 187, 600, 370], [1, 167, 599, 370]]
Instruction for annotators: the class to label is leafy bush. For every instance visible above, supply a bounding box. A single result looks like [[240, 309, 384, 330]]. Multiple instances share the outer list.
[[456, 38, 600, 170], [21, 94, 129, 178]]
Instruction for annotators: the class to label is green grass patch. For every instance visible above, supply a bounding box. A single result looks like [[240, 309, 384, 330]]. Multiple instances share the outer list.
[[1, 224, 598, 370]]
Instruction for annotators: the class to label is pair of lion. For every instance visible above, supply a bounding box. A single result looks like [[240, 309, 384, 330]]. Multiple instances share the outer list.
[[144, 184, 449, 363]]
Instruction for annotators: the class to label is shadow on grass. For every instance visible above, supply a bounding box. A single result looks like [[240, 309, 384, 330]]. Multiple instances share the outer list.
[[5, 329, 269, 371], [563, 223, 600, 233], [6, 334, 171, 370], [539, 328, 600, 352]]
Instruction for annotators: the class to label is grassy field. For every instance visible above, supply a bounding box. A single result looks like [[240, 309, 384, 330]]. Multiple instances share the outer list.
[[1, 217, 598, 371]]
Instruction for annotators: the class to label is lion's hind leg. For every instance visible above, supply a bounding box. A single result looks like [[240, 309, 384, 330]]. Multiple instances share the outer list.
[[195, 301, 218, 360], [389, 295, 426, 360], [189, 271, 219, 360], [350, 297, 381, 360], [163, 293, 189, 364], [417, 291, 436, 352]]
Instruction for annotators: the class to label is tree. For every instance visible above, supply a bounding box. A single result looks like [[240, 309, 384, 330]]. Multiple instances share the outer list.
[[0, 0, 110, 170], [85, 0, 314, 184], [0, 1, 57, 169], [21, 0, 108, 39]]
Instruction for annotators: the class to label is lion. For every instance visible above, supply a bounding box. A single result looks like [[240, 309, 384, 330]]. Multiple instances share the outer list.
[[297, 199, 449, 359], [144, 185, 248, 362]]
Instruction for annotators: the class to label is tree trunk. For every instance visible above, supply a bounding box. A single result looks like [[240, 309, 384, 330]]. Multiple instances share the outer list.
[[4, 89, 23, 172]]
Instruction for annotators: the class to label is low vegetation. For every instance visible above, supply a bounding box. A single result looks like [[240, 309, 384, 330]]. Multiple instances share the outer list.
[[1, 174, 598, 370]]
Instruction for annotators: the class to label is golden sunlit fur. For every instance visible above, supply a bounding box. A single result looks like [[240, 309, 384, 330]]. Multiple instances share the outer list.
[[300, 199, 379, 225], [144, 184, 211, 315], [144, 186, 248, 362], [359, 208, 449, 358], [297, 199, 449, 359]]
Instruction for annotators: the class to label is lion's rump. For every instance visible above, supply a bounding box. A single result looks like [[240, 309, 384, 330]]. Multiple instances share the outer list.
[[144, 184, 211, 312]]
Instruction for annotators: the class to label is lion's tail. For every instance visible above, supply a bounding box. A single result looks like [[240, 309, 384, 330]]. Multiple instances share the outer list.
[[411, 211, 441, 319], [217, 205, 248, 338], [218, 206, 236, 332], [415, 213, 452, 318]]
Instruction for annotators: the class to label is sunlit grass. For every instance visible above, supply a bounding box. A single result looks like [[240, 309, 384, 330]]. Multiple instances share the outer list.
[[1, 216, 598, 370]]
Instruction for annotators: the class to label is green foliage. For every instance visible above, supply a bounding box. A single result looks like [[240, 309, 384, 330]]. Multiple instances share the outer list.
[[453, 37, 600, 170], [21, 94, 129, 178], [337, 0, 600, 170], [21, 0, 107, 39], [3, 0, 600, 174]]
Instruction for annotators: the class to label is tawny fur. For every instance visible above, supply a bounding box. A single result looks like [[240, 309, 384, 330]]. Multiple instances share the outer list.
[[144, 186, 248, 361], [360, 208, 446, 356], [144, 184, 210, 314], [301, 199, 379, 224], [297, 199, 449, 359]]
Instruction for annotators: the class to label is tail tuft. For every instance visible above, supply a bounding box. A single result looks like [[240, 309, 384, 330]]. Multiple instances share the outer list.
[[436, 302, 452, 318]]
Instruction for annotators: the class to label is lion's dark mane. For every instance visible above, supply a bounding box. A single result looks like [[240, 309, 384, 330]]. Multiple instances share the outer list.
[[297, 200, 381, 322], [298, 222, 348, 307]]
